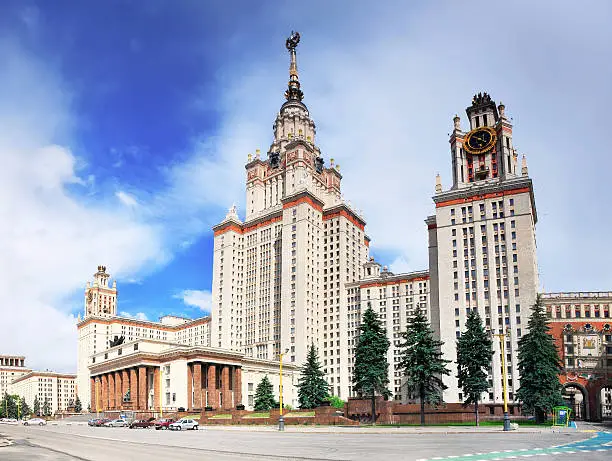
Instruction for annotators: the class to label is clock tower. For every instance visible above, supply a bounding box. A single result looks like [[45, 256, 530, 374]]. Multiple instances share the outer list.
[[427, 93, 539, 406], [84, 265, 117, 318]]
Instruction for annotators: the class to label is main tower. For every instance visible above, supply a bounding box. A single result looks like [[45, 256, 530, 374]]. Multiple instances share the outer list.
[[427, 93, 539, 405], [211, 33, 369, 398]]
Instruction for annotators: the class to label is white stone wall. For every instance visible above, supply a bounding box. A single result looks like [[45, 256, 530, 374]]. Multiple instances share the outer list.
[[9, 373, 76, 415]]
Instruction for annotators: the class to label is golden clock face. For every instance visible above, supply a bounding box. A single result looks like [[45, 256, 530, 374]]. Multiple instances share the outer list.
[[464, 126, 497, 154]]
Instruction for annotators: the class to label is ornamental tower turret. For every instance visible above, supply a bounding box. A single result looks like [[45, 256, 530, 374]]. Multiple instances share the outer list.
[[244, 31, 342, 220], [84, 265, 117, 318], [449, 93, 518, 189]]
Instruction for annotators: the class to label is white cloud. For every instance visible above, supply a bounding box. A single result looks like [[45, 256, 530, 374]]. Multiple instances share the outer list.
[[119, 311, 148, 321], [175, 289, 212, 313], [116, 190, 138, 207], [0, 39, 167, 373]]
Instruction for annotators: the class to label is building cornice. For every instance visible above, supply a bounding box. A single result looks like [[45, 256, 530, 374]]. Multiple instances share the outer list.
[[322, 202, 366, 230], [433, 177, 537, 223], [77, 314, 210, 331], [11, 370, 76, 385], [346, 270, 430, 288]]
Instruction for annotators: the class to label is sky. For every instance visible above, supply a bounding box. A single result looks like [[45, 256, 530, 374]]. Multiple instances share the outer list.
[[0, 0, 610, 373]]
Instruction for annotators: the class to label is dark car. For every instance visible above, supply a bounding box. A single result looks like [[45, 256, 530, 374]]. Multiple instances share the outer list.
[[129, 418, 155, 429], [153, 418, 175, 430]]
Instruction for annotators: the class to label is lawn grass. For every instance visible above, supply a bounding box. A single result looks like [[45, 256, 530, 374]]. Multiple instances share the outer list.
[[209, 414, 232, 420], [182, 415, 201, 420], [242, 412, 270, 419], [379, 419, 554, 427], [285, 411, 315, 417]]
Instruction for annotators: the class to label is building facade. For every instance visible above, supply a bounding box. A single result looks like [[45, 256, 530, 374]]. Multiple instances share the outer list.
[[9, 371, 76, 415], [89, 338, 298, 413], [346, 260, 430, 401], [542, 292, 612, 421], [211, 32, 369, 399], [427, 93, 539, 404], [77, 266, 211, 410], [0, 355, 31, 397]]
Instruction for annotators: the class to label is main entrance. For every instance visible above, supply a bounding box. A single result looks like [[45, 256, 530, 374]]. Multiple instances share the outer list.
[[562, 383, 588, 420]]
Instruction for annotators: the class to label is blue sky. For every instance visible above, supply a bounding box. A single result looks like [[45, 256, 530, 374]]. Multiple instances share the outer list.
[[1, 0, 610, 371]]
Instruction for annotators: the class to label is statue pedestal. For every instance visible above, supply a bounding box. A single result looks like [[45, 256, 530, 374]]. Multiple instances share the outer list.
[[121, 401, 134, 410]]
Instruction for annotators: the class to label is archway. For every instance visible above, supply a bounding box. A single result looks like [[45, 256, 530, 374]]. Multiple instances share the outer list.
[[562, 382, 589, 421], [597, 385, 612, 421]]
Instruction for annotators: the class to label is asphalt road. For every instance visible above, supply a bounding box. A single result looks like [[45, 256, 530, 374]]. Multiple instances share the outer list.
[[0, 424, 609, 461]]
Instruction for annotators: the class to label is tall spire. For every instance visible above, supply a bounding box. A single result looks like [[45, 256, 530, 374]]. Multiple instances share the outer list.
[[284, 31, 304, 102]]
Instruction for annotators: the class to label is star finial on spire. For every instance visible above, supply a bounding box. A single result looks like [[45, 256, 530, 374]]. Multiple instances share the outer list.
[[284, 31, 304, 102]]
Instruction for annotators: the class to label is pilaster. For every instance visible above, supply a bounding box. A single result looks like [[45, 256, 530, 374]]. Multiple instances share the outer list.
[[138, 367, 147, 410], [193, 363, 202, 409]]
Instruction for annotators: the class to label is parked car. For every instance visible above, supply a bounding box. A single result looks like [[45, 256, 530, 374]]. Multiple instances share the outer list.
[[129, 418, 154, 429], [169, 418, 199, 431], [104, 418, 127, 427], [154, 418, 175, 430], [23, 418, 46, 426], [92, 418, 110, 427]]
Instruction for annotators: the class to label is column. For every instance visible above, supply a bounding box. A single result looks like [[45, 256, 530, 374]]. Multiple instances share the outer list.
[[115, 371, 122, 409], [187, 364, 193, 410], [122, 370, 129, 405], [129, 368, 138, 406], [153, 367, 161, 411], [90, 377, 96, 412], [108, 373, 115, 409], [222, 365, 231, 410], [193, 363, 202, 409], [234, 367, 242, 407], [207, 364, 218, 409], [138, 367, 147, 410], [101, 374, 109, 410]]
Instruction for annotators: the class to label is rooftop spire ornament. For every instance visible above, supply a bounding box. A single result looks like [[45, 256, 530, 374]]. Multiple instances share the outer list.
[[284, 31, 304, 102]]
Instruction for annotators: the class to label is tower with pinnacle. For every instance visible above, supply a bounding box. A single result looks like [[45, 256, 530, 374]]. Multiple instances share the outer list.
[[211, 32, 369, 399], [426, 93, 539, 404]]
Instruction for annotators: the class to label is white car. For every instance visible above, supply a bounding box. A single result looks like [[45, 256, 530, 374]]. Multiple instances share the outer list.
[[104, 418, 127, 427], [23, 418, 46, 426], [168, 418, 198, 430]]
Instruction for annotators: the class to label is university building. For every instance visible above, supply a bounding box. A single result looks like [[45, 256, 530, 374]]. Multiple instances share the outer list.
[[77, 266, 297, 412], [0, 355, 31, 397], [427, 93, 539, 405], [9, 371, 76, 415], [211, 32, 370, 399]]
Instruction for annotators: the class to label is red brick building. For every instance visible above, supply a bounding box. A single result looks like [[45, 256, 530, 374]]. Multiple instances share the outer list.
[[542, 292, 612, 421]]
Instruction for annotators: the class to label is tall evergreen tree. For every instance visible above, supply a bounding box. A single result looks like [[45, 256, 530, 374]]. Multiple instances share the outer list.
[[19, 398, 31, 419], [399, 308, 451, 425], [297, 344, 330, 409], [352, 302, 390, 423], [456, 310, 493, 426], [42, 397, 51, 416], [33, 395, 40, 416], [253, 375, 277, 411], [517, 295, 563, 423], [74, 396, 82, 413]]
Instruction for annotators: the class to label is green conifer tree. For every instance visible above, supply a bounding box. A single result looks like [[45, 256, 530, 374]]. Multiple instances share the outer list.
[[399, 307, 451, 425], [19, 398, 31, 419], [297, 344, 330, 409], [352, 302, 390, 423], [253, 375, 277, 411], [42, 397, 51, 416], [33, 395, 40, 416], [517, 295, 563, 423], [456, 310, 493, 425], [74, 396, 82, 413]]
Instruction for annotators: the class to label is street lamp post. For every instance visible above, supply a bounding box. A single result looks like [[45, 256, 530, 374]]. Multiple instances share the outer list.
[[278, 348, 289, 432], [493, 330, 512, 431]]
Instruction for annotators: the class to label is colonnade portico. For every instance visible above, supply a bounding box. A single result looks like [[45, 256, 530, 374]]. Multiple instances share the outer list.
[[91, 365, 156, 412], [187, 362, 242, 411]]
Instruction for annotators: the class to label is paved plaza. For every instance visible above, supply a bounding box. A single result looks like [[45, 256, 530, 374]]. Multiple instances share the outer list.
[[0, 423, 610, 461]]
